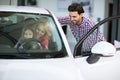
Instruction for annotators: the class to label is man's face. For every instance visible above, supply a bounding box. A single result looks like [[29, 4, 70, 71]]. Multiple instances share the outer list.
[[69, 11, 83, 25]]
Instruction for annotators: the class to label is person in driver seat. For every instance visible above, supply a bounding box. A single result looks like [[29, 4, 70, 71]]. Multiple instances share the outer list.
[[15, 25, 40, 50]]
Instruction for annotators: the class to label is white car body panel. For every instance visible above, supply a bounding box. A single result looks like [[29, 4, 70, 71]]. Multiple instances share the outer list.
[[0, 57, 84, 80], [74, 50, 120, 80], [0, 5, 49, 14]]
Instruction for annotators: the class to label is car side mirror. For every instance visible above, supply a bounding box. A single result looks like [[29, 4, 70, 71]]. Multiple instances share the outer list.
[[86, 41, 116, 64]]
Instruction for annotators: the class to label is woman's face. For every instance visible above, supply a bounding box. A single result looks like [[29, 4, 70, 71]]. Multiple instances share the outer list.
[[36, 26, 45, 38], [24, 29, 33, 39]]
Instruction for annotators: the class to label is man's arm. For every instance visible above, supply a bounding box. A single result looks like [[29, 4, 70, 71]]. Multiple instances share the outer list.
[[57, 16, 70, 25]]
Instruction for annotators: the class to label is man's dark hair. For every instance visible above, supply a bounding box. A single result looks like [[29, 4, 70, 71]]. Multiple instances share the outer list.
[[68, 3, 84, 14]]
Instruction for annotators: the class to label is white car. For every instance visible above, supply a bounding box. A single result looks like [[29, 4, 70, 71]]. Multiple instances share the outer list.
[[0, 5, 120, 80]]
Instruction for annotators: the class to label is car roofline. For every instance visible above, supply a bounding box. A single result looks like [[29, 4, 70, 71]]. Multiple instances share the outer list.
[[0, 5, 50, 15]]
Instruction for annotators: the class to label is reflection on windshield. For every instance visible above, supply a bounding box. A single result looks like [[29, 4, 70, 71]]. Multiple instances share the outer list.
[[0, 12, 67, 59]]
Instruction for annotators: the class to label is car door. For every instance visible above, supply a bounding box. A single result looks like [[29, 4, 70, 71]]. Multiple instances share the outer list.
[[74, 51, 120, 80], [66, 16, 120, 80]]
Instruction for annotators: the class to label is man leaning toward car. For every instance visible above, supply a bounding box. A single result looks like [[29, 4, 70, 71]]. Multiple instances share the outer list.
[[58, 2, 106, 52]]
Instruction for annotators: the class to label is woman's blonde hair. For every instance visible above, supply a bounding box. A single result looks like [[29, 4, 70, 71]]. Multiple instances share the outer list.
[[35, 20, 52, 40]]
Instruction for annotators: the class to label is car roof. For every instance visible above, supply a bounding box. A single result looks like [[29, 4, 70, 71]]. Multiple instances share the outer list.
[[0, 5, 50, 15]]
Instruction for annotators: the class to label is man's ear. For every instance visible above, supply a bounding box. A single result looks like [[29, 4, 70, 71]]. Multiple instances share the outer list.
[[80, 13, 83, 17]]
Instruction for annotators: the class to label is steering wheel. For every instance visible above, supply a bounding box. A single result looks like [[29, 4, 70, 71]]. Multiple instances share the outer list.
[[17, 38, 45, 50]]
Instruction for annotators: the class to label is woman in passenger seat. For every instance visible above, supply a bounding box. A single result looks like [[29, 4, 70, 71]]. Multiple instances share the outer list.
[[35, 21, 52, 49]]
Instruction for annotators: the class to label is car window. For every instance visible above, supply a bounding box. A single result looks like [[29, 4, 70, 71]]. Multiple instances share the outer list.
[[0, 12, 68, 59]]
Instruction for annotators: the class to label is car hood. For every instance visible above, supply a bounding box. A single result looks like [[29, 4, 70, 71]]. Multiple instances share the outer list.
[[0, 57, 84, 80]]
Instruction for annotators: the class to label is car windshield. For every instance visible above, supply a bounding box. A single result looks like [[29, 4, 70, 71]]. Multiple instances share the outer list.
[[0, 12, 67, 59]]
